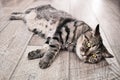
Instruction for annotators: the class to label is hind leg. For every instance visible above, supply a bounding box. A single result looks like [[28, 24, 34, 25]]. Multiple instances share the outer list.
[[9, 12, 24, 20]]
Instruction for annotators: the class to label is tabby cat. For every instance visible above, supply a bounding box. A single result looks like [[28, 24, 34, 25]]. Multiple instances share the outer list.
[[10, 4, 113, 69]]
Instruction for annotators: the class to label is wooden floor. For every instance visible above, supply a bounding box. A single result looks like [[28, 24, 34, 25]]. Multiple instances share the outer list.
[[0, 0, 120, 80]]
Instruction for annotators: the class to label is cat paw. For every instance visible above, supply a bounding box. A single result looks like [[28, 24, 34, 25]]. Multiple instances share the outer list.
[[28, 49, 43, 60], [39, 59, 51, 69]]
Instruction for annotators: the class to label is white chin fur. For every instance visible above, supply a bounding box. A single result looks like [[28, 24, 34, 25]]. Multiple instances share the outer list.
[[76, 35, 85, 60]]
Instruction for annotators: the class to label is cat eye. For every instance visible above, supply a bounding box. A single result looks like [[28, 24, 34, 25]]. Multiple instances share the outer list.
[[86, 42, 91, 48], [86, 41, 96, 48], [92, 54, 97, 58], [84, 35, 92, 48]]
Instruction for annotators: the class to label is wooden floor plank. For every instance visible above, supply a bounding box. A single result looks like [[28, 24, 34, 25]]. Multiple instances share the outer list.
[[89, 0, 120, 70], [0, 0, 34, 33], [10, 46, 69, 80], [28, 35, 45, 46], [0, 17, 9, 32], [106, 0, 120, 18], [0, 0, 34, 80], [69, 0, 120, 79], [0, 21, 32, 80]]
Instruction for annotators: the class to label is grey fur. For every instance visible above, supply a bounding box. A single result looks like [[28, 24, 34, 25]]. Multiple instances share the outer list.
[[10, 4, 113, 69]]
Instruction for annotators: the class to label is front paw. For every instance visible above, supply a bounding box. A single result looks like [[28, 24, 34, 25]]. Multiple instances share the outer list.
[[28, 49, 43, 60], [39, 58, 51, 69]]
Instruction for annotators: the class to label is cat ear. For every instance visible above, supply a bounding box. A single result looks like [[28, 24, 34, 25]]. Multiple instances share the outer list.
[[94, 24, 100, 36], [102, 50, 114, 58]]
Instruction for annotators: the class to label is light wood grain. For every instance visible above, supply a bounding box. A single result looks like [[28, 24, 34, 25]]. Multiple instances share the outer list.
[[0, 0, 120, 80], [0, 0, 34, 32], [69, 0, 120, 79], [89, 0, 120, 72], [0, 21, 32, 80], [106, 0, 120, 17], [10, 46, 69, 80], [0, 0, 34, 80]]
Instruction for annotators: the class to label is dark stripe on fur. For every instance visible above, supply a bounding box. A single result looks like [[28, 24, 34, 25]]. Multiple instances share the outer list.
[[56, 18, 74, 32], [46, 52, 55, 59], [49, 45, 57, 48], [72, 21, 78, 42], [55, 18, 74, 44], [32, 28, 38, 34], [11, 12, 23, 15], [45, 37, 51, 44], [25, 8, 34, 14], [59, 32, 64, 44], [65, 25, 70, 42], [53, 37, 60, 42]]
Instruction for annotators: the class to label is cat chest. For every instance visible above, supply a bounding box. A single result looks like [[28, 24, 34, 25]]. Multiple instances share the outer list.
[[58, 24, 77, 49]]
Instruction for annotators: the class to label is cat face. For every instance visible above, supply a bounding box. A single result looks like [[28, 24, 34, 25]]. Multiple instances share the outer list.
[[79, 24, 113, 63]]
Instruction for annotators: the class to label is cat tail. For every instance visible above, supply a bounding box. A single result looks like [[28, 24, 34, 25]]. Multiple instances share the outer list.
[[9, 12, 25, 21]]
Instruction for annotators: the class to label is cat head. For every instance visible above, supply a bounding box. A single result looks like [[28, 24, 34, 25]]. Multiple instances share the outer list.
[[79, 24, 113, 63]]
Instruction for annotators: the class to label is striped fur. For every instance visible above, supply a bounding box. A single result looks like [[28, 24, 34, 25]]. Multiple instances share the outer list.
[[9, 4, 113, 69]]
